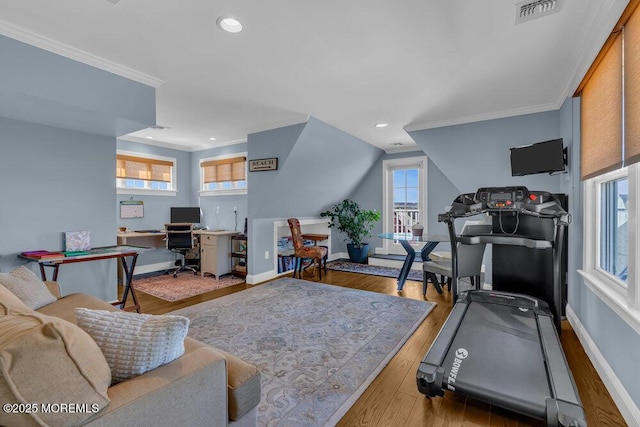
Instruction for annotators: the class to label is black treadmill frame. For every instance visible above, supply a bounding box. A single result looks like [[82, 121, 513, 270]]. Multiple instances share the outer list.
[[439, 187, 569, 333], [416, 187, 584, 426], [417, 291, 586, 426]]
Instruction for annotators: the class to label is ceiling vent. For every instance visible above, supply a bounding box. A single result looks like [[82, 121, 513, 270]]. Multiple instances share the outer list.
[[514, 0, 561, 24], [150, 125, 171, 130]]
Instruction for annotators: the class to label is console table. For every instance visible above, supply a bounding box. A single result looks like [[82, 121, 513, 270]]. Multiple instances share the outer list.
[[19, 245, 151, 313], [377, 233, 448, 292]]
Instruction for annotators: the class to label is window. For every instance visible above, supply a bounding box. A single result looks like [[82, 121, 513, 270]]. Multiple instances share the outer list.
[[382, 156, 428, 254], [578, 1, 640, 327], [200, 154, 247, 196], [116, 152, 176, 195], [581, 165, 640, 325], [599, 175, 629, 283]]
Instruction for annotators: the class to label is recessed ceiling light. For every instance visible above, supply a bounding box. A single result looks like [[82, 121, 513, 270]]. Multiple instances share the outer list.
[[145, 136, 153, 139], [216, 16, 243, 33], [375, 123, 389, 128], [209, 137, 216, 141]]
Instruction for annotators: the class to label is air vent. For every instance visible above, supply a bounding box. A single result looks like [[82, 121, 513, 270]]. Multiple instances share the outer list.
[[150, 125, 171, 130], [514, 0, 561, 24]]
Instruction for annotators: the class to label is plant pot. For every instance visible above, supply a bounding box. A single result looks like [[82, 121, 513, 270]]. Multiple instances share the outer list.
[[347, 243, 369, 263]]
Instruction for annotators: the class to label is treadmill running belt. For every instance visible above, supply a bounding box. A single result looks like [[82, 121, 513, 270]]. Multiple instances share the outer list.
[[441, 302, 550, 419]]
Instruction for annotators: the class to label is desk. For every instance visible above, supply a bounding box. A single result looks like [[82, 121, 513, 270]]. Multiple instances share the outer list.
[[194, 230, 239, 279], [301, 233, 329, 245], [378, 233, 448, 292], [18, 245, 151, 313], [117, 231, 166, 248]]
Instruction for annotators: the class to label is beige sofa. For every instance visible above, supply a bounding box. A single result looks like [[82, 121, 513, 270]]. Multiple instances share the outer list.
[[0, 281, 261, 427]]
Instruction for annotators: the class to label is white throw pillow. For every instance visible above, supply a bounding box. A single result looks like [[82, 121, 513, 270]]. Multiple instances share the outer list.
[[75, 308, 189, 384], [0, 266, 56, 310]]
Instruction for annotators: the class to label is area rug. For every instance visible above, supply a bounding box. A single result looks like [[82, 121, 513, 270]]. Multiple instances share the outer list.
[[327, 259, 423, 282], [133, 273, 245, 302], [171, 277, 434, 426]]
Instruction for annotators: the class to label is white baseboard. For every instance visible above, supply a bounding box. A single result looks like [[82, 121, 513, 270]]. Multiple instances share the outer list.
[[133, 261, 174, 276], [566, 305, 640, 426]]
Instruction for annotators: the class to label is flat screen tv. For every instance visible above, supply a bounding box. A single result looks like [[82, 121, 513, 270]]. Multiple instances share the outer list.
[[170, 207, 202, 224], [510, 138, 566, 176]]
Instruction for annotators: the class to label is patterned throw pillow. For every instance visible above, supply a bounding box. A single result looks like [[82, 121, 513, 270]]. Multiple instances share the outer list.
[[0, 266, 56, 310], [75, 308, 189, 384]]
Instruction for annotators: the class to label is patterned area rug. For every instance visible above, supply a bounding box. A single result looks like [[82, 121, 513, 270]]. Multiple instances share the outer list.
[[327, 260, 423, 282], [171, 278, 434, 426], [133, 273, 245, 301]]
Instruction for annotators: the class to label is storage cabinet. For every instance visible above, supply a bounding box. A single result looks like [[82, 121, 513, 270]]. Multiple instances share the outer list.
[[199, 233, 233, 279], [231, 234, 247, 277]]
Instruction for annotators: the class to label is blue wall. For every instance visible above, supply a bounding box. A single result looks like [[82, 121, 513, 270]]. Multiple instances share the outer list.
[[0, 117, 120, 300], [0, 35, 155, 301], [247, 117, 383, 276]]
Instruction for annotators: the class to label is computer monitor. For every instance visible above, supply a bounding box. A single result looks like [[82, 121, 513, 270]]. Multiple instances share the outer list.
[[170, 207, 202, 224]]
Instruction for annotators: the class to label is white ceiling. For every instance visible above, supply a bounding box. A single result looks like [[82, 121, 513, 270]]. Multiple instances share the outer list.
[[0, 0, 629, 152]]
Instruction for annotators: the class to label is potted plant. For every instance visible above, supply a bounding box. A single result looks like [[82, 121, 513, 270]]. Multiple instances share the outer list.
[[320, 199, 381, 263]]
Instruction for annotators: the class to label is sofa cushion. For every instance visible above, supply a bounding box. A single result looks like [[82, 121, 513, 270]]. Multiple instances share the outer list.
[[0, 266, 56, 310], [184, 339, 261, 421], [37, 293, 116, 323], [0, 283, 31, 315], [75, 308, 190, 384], [0, 312, 111, 427]]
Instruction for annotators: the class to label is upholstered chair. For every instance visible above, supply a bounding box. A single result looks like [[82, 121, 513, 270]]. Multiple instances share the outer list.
[[287, 218, 328, 279]]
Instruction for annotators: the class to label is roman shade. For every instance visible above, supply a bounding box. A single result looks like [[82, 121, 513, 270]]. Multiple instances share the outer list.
[[578, 0, 640, 180], [116, 154, 173, 182], [625, 7, 640, 166], [202, 157, 246, 183], [580, 32, 622, 180]]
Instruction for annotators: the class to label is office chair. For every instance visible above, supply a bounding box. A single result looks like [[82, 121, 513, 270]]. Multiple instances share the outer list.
[[422, 223, 492, 297], [287, 218, 328, 280], [165, 223, 198, 278]]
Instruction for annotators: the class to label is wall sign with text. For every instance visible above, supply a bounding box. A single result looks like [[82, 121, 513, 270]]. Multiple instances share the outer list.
[[249, 157, 278, 172]]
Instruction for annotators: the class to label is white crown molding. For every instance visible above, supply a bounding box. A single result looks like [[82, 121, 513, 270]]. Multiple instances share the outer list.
[[243, 114, 310, 135], [403, 100, 560, 133], [0, 19, 164, 88], [119, 135, 247, 152]]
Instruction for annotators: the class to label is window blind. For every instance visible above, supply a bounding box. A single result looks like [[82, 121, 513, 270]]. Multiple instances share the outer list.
[[626, 9, 640, 166], [580, 32, 622, 180], [577, 0, 640, 180], [116, 154, 173, 182], [202, 157, 246, 183]]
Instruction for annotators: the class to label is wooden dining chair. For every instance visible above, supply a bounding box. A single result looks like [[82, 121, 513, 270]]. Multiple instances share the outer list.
[[287, 218, 328, 279]]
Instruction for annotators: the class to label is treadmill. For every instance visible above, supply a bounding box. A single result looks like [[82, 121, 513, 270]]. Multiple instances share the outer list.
[[416, 186, 585, 426]]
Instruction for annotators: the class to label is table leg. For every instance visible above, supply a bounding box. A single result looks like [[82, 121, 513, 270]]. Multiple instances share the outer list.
[[37, 263, 59, 282], [116, 254, 140, 313], [397, 240, 416, 291]]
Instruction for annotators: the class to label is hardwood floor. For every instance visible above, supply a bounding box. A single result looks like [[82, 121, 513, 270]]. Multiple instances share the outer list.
[[130, 269, 626, 426]]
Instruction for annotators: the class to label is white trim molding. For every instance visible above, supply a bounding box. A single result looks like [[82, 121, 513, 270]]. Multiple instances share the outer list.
[[566, 305, 640, 427], [0, 19, 164, 88]]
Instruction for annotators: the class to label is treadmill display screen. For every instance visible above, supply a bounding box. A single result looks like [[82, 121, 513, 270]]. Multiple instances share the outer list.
[[490, 192, 511, 201]]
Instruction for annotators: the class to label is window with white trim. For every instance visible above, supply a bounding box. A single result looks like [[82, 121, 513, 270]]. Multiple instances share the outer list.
[[116, 152, 176, 195], [382, 156, 428, 254], [200, 153, 247, 196], [581, 165, 639, 318]]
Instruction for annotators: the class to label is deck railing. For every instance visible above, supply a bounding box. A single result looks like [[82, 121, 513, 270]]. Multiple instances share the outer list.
[[393, 208, 420, 233]]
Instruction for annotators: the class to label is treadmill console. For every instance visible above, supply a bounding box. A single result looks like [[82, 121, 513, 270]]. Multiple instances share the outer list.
[[441, 186, 568, 222], [475, 186, 529, 209]]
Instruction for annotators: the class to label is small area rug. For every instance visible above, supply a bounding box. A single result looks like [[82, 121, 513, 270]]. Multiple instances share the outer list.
[[327, 259, 423, 282], [171, 278, 434, 426], [133, 273, 245, 302]]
